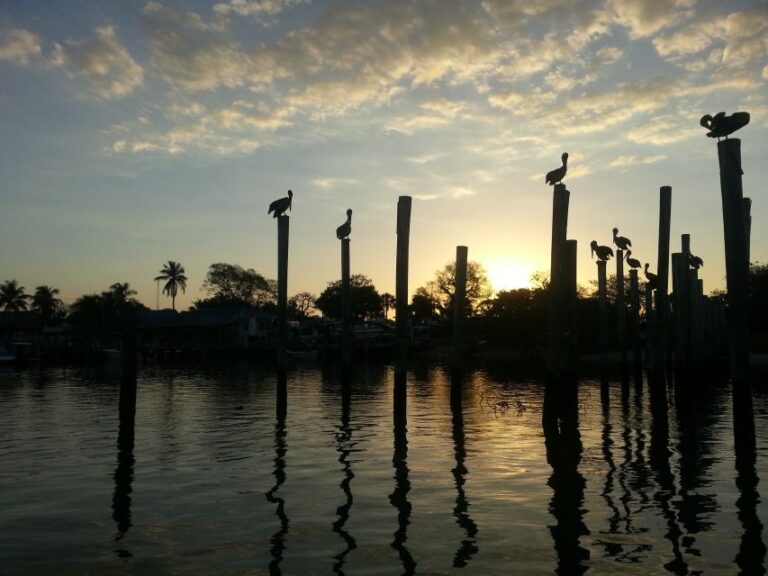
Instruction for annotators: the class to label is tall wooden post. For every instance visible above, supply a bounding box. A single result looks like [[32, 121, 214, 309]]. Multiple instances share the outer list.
[[655, 186, 672, 374], [119, 308, 138, 424], [396, 196, 412, 367], [547, 183, 569, 380], [341, 238, 352, 367], [616, 249, 626, 361], [744, 197, 752, 265], [671, 253, 690, 377], [277, 215, 289, 367], [597, 260, 608, 360], [645, 285, 656, 370], [564, 240, 578, 376], [629, 270, 640, 365], [453, 245, 468, 361]]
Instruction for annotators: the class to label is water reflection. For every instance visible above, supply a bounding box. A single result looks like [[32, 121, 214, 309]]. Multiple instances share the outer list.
[[111, 408, 135, 546], [332, 377, 357, 574], [389, 369, 416, 574], [450, 370, 479, 567], [266, 370, 289, 575]]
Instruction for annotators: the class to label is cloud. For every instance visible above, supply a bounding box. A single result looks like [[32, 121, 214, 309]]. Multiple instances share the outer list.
[[451, 186, 475, 198], [312, 178, 358, 189], [213, 0, 308, 20], [0, 28, 42, 65], [626, 114, 700, 145], [50, 26, 143, 98], [608, 0, 695, 38], [610, 154, 667, 167]]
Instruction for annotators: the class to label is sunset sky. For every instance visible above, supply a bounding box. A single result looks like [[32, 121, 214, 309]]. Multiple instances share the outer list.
[[1, 0, 766, 310]]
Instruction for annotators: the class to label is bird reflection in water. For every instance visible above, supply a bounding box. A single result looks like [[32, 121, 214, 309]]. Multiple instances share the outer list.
[[332, 377, 357, 574], [389, 369, 416, 574], [266, 370, 289, 575], [450, 370, 478, 567]]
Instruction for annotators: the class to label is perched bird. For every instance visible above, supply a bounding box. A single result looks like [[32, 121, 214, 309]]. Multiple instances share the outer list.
[[336, 208, 352, 240], [590, 240, 614, 262], [613, 227, 632, 251], [689, 253, 704, 270], [545, 152, 569, 186], [700, 111, 750, 140], [268, 189, 293, 218], [644, 263, 658, 290], [625, 250, 641, 269]]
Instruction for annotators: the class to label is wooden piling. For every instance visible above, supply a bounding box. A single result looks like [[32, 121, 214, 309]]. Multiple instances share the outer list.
[[277, 215, 289, 367], [744, 197, 752, 265], [645, 285, 656, 370], [717, 138, 752, 393], [341, 238, 352, 366], [453, 245, 468, 360], [547, 184, 570, 380], [564, 240, 578, 376], [629, 269, 640, 365], [616, 249, 626, 361], [681, 234, 691, 258], [671, 253, 689, 376], [395, 196, 412, 364], [597, 260, 608, 359], [119, 308, 138, 424], [655, 186, 672, 374]]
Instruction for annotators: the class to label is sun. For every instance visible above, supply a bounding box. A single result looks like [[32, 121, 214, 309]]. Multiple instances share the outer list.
[[485, 260, 533, 293]]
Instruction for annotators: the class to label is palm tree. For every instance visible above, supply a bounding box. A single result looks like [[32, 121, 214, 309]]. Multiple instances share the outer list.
[[381, 292, 395, 320], [0, 279, 30, 312], [32, 285, 63, 323], [155, 261, 188, 311]]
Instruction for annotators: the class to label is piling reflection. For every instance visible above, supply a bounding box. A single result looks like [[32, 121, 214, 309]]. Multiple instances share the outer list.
[[389, 369, 415, 574], [450, 370, 479, 567], [266, 370, 289, 575], [543, 380, 589, 575], [111, 410, 135, 544], [332, 376, 357, 574]]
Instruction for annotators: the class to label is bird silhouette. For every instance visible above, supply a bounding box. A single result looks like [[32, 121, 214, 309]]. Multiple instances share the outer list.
[[612, 227, 632, 251], [545, 153, 569, 185], [336, 209, 352, 240], [625, 250, 641, 269], [689, 254, 703, 270], [700, 111, 750, 140], [268, 189, 293, 218], [590, 240, 614, 262], [644, 263, 658, 290]]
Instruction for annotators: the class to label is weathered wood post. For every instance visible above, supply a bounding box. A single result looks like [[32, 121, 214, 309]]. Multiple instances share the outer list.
[[115, 306, 138, 539], [341, 238, 352, 367], [645, 285, 656, 369], [744, 197, 752, 265], [597, 260, 608, 360], [453, 245, 468, 362], [119, 308, 138, 425], [671, 253, 689, 377], [564, 240, 578, 376], [547, 183, 569, 381], [395, 196, 412, 366], [654, 186, 672, 375], [616, 249, 626, 361], [629, 269, 640, 365], [277, 215, 289, 367]]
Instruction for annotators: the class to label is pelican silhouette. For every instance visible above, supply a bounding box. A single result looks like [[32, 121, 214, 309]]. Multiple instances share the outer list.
[[625, 250, 641, 269], [689, 254, 703, 270], [590, 240, 614, 262], [612, 227, 631, 251], [336, 209, 352, 240], [700, 111, 750, 140], [545, 153, 569, 186], [644, 263, 658, 290], [268, 189, 293, 218]]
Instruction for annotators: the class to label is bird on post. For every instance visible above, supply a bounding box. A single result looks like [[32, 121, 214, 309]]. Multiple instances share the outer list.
[[644, 263, 658, 290], [545, 152, 569, 185], [700, 111, 750, 140], [689, 253, 703, 270], [336, 209, 352, 240], [625, 250, 641, 269], [268, 189, 293, 218], [590, 240, 614, 262], [612, 227, 631, 251]]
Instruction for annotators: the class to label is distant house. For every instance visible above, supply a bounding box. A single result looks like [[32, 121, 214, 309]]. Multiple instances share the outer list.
[[0, 312, 40, 347], [138, 306, 276, 350]]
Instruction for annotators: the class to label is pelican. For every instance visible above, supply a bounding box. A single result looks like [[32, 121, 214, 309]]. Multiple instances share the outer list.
[[268, 189, 293, 218], [700, 111, 750, 140], [689, 254, 703, 269], [545, 152, 569, 186], [336, 208, 352, 240], [625, 250, 641, 269], [612, 227, 631, 251], [590, 240, 614, 262], [644, 263, 658, 290]]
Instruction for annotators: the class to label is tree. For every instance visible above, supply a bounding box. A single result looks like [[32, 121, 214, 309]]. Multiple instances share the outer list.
[[32, 285, 64, 323], [199, 263, 276, 307], [155, 260, 188, 311], [381, 292, 395, 319], [416, 261, 493, 319], [410, 288, 438, 322], [288, 292, 317, 318], [0, 279, 30, 312], [315, 274, 382, 321], [68, 282, 146, 338]]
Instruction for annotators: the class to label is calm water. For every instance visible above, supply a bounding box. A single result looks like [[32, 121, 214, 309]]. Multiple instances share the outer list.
[[1, 361, 766, 575]]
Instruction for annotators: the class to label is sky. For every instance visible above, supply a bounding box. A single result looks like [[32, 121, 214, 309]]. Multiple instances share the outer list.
[[1, 0, 766, 311]]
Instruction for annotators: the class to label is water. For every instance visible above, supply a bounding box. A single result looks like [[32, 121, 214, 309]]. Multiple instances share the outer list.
[[1, 362, 766, 575]]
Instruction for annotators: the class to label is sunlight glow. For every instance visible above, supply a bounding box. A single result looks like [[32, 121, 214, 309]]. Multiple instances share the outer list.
[[485, 260, 533, 293]]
